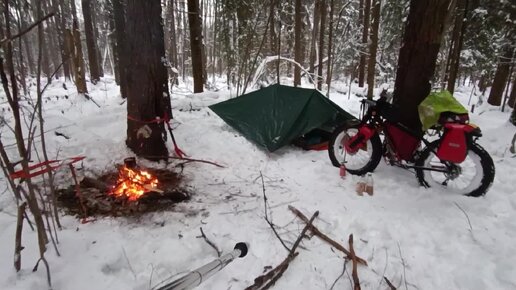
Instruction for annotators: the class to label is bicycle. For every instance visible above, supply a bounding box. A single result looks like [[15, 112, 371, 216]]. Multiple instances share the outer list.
[[328, 92, 495, 197]]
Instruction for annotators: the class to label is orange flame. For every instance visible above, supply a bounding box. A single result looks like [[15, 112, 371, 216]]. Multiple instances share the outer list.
[[109, 166, 159, 201]]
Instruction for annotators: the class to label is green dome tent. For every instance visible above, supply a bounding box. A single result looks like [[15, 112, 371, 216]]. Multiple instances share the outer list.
[[209, 84, 356, 152]]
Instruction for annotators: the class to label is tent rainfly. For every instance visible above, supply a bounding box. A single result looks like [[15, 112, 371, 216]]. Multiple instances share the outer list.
[[209, 84, 356, 152]]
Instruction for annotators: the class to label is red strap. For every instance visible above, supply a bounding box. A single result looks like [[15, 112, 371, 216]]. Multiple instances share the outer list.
[[10, 156, 85, 179]]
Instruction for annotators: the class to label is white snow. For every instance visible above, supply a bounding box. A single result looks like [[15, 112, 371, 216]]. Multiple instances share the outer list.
[[0, 77, 515, 290]]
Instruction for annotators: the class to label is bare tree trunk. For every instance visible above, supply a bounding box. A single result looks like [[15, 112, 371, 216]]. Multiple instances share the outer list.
[[366, 0, 381, 100], [309, 0, 321, 81], [90, 1, 104, 77], [445, 0, 468, 93], [488, 47, 513, 106], [112, 0, 127, 98], [125, 0, 171, 158], [55, 0, 71, 79], [508, 76, 516, 108], [82, 0, 101, 83], [358, 0, 371, 87], [188, 0, 205, 93], [317, 0, 327, 90], [326, 0, 335, 88], [393, 0, 451, 133], [293, 0, 303, 86], [166, 0, 179, 84]]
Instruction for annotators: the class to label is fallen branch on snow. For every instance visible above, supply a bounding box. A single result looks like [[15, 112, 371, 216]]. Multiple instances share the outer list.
[[245, 211, 319, 290], [260, 171, 291, 252], [288, 205, 368, 266], [349, 234, 361, 290], [198, 227, 222, 257]]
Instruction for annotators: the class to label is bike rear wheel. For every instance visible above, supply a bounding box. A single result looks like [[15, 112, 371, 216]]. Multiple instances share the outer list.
[[415, 140, 495, 197], [328, 123, 382, 175]]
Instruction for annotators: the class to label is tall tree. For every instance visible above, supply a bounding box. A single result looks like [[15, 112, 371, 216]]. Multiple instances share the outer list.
[[358, 0, 371, 87], [82, 0, 101, 84], [188, 0, 205, 93], [56, 0, 71, 79], [293, 0, 303, 86], [112, 0, 127, 98], [309, 0, 321, 80], [317, 0, 327, 90], [488, 47, 513, 106], [393, 0, 452, 132], [165, 0, 179, 83], [366, 0, 381, 99], [445, 0, 468, 93], [125, 0, 171, 158], [69, 0, 88, 94]]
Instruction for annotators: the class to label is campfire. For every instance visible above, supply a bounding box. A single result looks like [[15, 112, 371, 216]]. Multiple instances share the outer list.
[[57, 157, 190, 217], [109, 158, 161, 201]]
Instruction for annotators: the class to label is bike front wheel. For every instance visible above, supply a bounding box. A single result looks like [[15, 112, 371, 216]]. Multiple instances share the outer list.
[[328, 123, 382, 175], [415, 140, 495, 197]]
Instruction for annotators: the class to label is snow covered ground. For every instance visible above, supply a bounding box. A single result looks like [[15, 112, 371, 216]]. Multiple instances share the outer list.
[[1, 77, 515, 290]]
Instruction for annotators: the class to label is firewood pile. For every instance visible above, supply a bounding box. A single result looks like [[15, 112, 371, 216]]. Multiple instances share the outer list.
[[57, 166, 190, 217]]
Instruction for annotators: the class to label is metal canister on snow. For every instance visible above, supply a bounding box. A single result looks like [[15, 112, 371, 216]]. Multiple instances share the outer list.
[[339, 163, 347, 179]]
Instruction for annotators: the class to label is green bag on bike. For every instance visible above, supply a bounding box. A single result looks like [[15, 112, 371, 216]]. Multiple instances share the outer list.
[[418, 90, 468, 131]]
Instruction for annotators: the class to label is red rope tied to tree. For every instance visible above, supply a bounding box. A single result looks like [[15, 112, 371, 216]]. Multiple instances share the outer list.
[[127, 113, 186, 158]]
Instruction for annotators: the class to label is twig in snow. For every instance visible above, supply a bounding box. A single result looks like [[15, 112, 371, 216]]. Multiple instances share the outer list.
[[453, 201, 473, 232], [288, 205, 368, 265], [349, 234, 361, 290], [397, 242, 408, 290], [32, 257, 52, 288], [199, 227, 222, 257], [384, 276, 397, 290], [260, 171, 291, 252], [330, 258, 349, 290], [122, 247, 137, 280], [245, 211, 319, 290]]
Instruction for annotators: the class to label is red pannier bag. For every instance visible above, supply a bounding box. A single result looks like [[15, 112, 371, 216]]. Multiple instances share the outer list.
[[384, 122, 421, 161], [436, 123, 469, 163]]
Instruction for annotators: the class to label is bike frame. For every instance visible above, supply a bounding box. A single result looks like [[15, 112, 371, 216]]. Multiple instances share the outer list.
[[358, 98, 452, 174]]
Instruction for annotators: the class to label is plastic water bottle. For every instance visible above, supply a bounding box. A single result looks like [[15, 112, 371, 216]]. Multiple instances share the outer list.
[[356, 175, 366, 196], [365, 173, 374, 196]]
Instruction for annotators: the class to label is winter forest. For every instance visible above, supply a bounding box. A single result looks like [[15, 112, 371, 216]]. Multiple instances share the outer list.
[[0, 0, 515, 289]]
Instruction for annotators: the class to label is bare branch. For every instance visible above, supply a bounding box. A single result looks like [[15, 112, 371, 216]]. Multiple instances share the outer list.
[[199, 227, 221, 257], [0, 12, 56, 45], [288, 205, 368, 265], [260, 172, 291, 253], [349, 234, 361, 290]]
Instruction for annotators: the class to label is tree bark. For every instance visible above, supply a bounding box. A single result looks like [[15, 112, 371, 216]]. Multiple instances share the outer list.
[[393, 0, 451, 133], [125, 0, 171, 158], [82, 0, 101, 84], [445, 0, 468, 93], [317, 0, 327, 90], [488, 48, 512, 106], [358, 0, 371, 87], [188, 0, 205, 93], [366, 0, 381, 99]]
